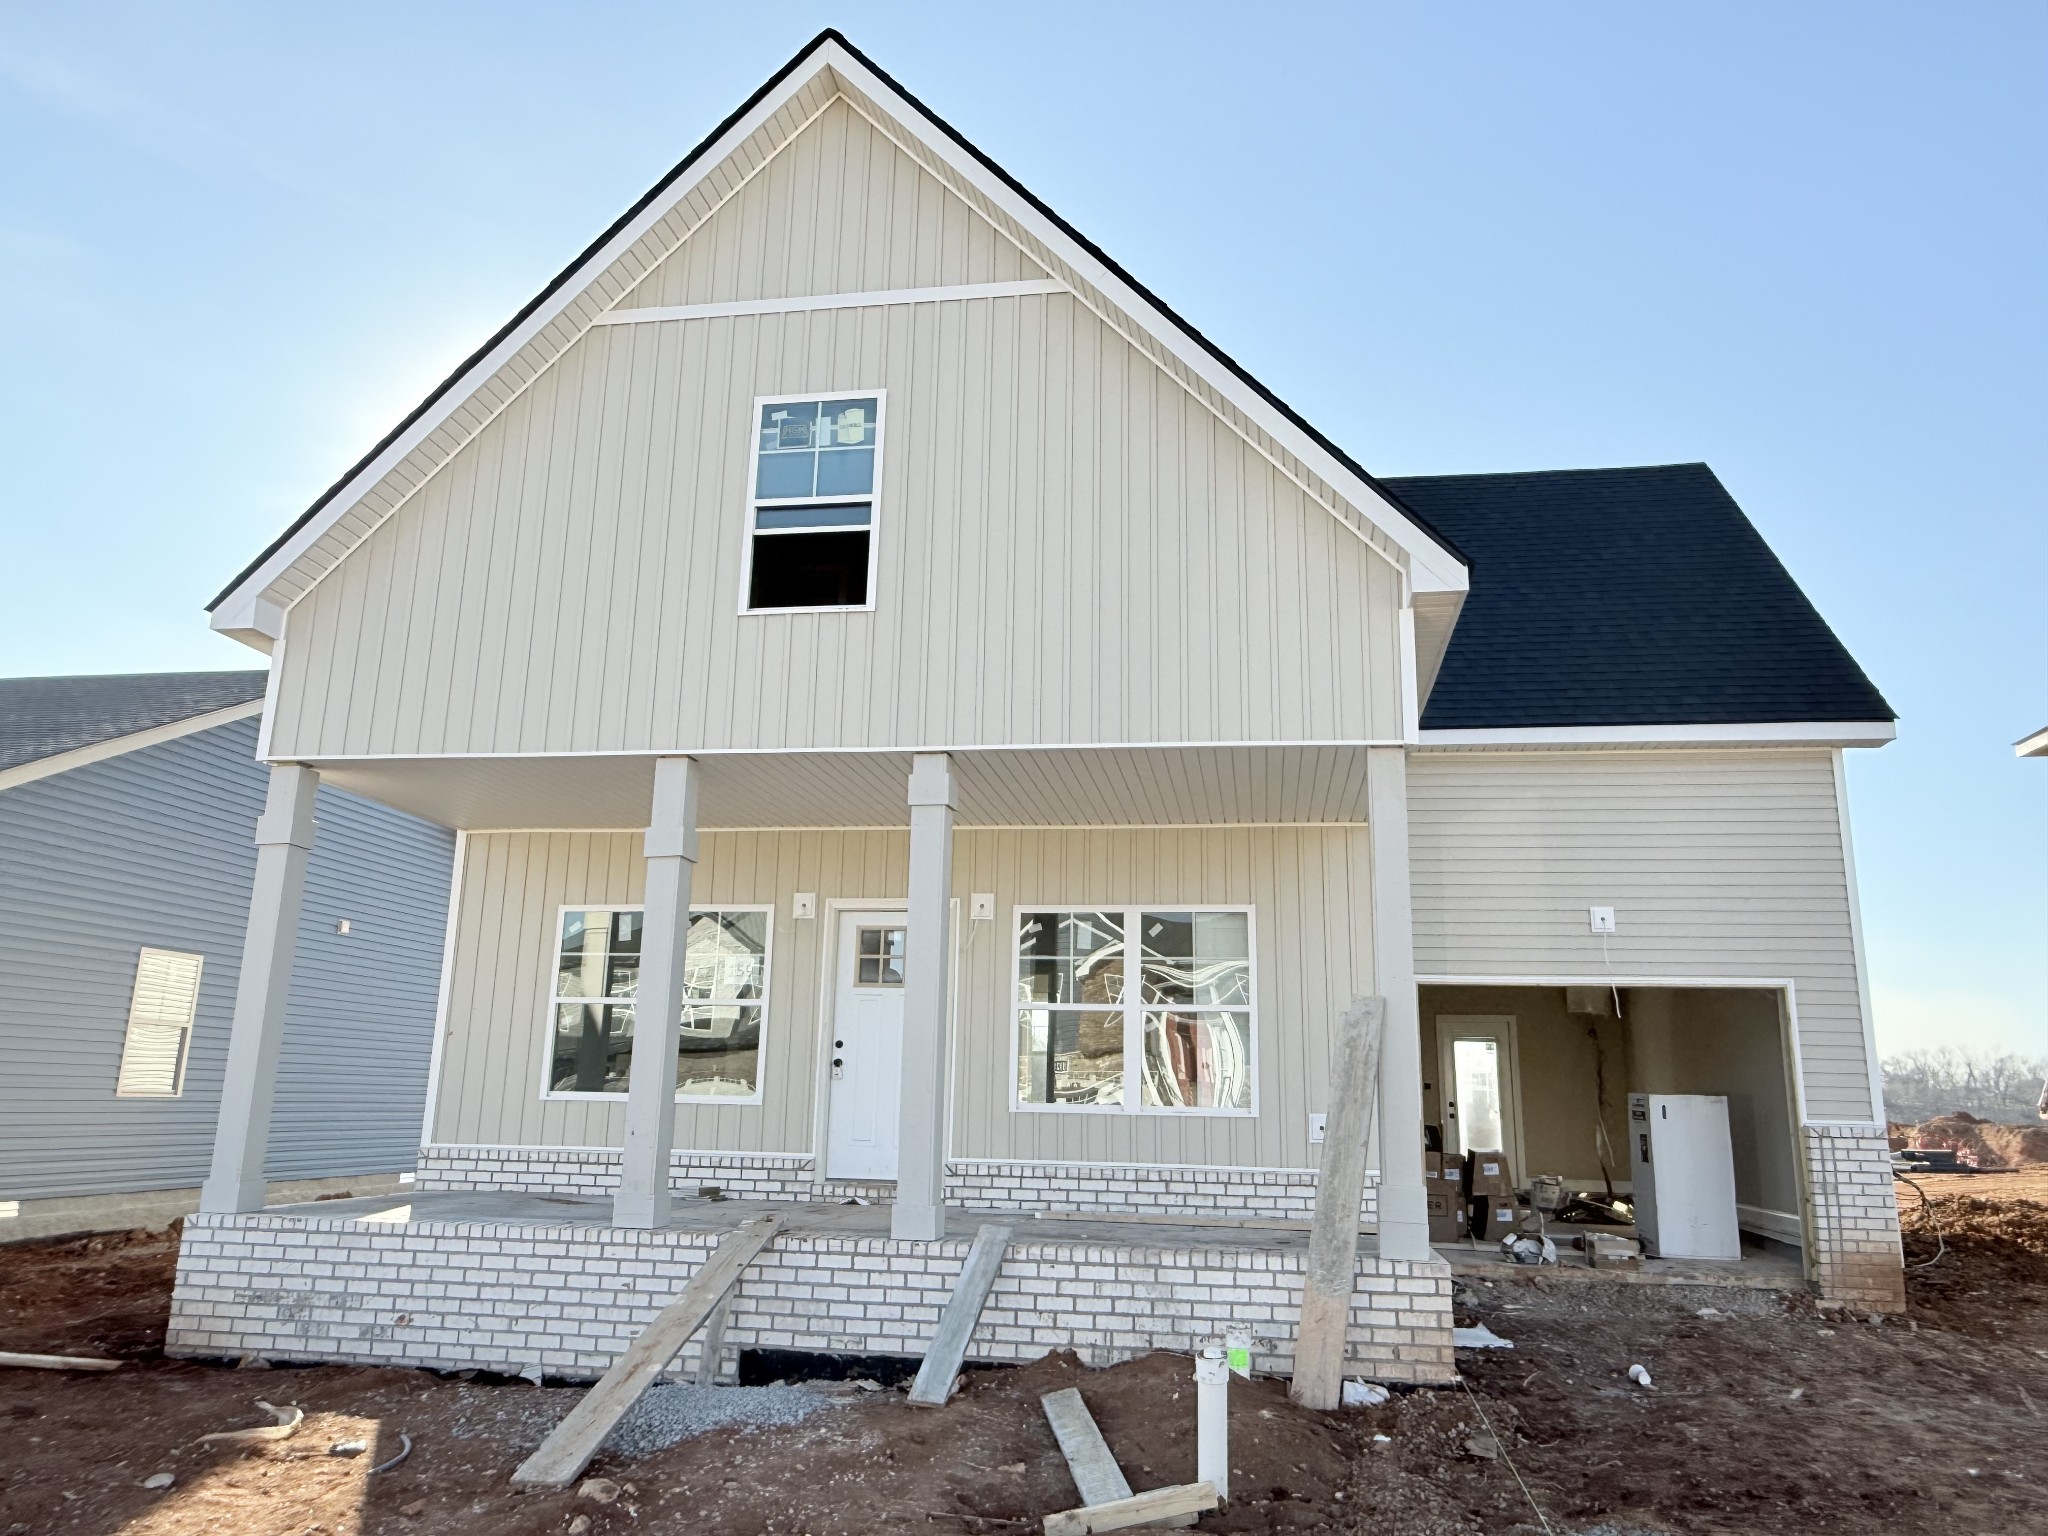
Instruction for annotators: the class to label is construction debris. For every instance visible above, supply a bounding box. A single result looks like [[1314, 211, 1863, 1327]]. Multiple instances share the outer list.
[[1041, 1480, 1219, 1535], [0, 1350, 122, 1372], [1341, 1380, 1391, 1408], [197, 1400, 303, 1443], [578, 1477, 622, 1504], [140, 1472, 174, 1490], [1452, 1325, 1514, 1350], [908, 1222, 1013, 1407], [1628, 1364, 1654, 1388]]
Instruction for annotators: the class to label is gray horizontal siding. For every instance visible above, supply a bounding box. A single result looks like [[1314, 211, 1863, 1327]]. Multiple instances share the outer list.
[[0, 717, 454, 1200]]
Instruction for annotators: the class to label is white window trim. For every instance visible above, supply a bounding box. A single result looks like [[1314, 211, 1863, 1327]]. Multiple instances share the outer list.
[[1009, 904, 1259, 1120], [738, 389, 888, 616], [538, 901, 774, 1106]]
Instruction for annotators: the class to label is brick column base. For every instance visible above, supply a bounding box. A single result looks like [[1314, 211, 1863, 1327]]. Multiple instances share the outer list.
[[1803, 1123, 1906, 1312]]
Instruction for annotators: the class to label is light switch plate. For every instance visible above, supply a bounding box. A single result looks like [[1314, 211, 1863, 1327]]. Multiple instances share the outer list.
[[1308, 1112, 1328, 1144], [970, 892, 996, 920], [792, 893, 816, 920], [1588, 905, 1616, 934]]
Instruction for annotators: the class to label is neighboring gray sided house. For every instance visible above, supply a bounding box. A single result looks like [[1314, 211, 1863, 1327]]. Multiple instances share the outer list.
[[0, 671, 455, 1240], [165, 34, 1907, 1394]]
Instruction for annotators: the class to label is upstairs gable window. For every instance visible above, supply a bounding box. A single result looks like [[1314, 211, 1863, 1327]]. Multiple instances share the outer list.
[[744, 393, 883, 612]]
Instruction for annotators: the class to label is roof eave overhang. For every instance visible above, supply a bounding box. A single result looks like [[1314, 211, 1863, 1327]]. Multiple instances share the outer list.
[[209, 32, 1465, 648], [1417, 720, 1898, 749]]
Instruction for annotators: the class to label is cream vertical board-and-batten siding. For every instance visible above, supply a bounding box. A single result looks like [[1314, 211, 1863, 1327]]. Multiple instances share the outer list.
[[1407, 748, 1878, 1121], [430, 826, 1375, 1174], [606, 98, 1048, 310], [267, 289, 1408, 758]]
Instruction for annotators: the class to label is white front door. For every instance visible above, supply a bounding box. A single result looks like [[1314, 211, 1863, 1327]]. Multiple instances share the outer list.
[[826, 912, 908, 1181], [1436, 1014, 1527, 1174]]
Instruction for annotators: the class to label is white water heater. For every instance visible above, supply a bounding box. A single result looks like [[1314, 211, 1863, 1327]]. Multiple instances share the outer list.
[[1627, 1093, 1741, 1260]]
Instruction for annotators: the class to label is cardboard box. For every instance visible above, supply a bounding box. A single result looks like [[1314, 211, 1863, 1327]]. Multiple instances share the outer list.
[[1425, 1187, 1453, 1218], [1439, 1154, 1464, 1186], [1465, 1150, 1515, 1198], [1428, 1207, 1468, 1243], [1425, 1150, 1444, 1178], [1588, 1233, 1642, 1271]]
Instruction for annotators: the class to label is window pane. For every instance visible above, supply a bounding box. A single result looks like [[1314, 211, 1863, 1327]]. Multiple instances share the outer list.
[[814, 447, 875, 497], [755, 450, 818, 500], [551, 1002, 633, 1093], [756, 503, 871, 530], [820, 397, 878, 446], [558, 910, 639, 999], [1016, 1008, 1124, 1106], [748, 529, 869, 609], [1142, 1010, 1252, 1110], [1139, 910, 1250, 1006], [1452, 1038, 1505, 1156], [677, 1004, 759, 1098], [1016, 911, 1124, 1005], [856, 926, 906, 986], [685, 910, 766, 1000]]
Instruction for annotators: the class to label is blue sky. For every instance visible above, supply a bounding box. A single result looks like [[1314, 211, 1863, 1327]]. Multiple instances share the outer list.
[[2, 3, 2041, 1057]]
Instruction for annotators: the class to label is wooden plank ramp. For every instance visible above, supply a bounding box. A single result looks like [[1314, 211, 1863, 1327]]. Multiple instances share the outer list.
[[906, 1222, 1012, 1407], [1040, 1388, 1199, 1531], [510, 1214, 783, 1490]]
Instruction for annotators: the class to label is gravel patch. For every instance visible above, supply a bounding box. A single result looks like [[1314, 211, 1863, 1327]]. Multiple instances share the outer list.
[[603, 1384, 845, 1457]]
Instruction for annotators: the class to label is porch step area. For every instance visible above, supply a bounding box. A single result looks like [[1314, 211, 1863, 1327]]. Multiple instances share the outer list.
[[166, 1192, 1455, 1388]]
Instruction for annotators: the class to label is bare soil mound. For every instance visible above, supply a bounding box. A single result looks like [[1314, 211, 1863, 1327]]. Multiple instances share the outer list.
[[1891, 1113, 2048, 1167], [1899, 1192, 2048, 1340], [0, 1226, 179, 1357]]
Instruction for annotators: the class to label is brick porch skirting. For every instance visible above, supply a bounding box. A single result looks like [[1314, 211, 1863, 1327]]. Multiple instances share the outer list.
[[415, 1146, 1382, 1225], [166, 1211, 1455, 1386]]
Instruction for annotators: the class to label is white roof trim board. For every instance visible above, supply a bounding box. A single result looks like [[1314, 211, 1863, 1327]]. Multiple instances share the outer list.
[[210, 34, 1466, 647], [0, 699, 266, 794], [1417, 721, 1897, 749]]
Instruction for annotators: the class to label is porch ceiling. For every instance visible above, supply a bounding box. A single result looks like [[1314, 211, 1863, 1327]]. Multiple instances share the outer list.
[[306, 746, 1374, 831]]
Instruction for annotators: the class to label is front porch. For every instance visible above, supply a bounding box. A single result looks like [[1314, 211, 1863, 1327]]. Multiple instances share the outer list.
[[167, 1190, 1458, 1386]]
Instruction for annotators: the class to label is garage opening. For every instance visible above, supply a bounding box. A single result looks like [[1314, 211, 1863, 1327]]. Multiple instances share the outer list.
[[1418, 983, 1806, 1272]]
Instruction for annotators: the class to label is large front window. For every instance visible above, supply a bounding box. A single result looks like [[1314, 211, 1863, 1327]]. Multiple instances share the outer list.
[[744, 393, 882, 611], [1015, 908, 1254, 1114], [548, 906, 769, 1100]]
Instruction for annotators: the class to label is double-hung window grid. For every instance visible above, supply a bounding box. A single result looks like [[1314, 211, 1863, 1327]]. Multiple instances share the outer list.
[[1012, 907, 1256, 1116], [742, 392, 885, 613], [545, 904, 771, 1103]]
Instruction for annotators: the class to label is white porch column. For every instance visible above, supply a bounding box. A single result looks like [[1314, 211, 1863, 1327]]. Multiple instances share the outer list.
[[1366, 745, 1431, 1261], [614, 755, 700, 1230], [894, 752, 956, 1241], [200, 763, 319, 1214]]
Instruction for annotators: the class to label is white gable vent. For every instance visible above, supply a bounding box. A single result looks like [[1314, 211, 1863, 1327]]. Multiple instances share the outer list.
[[114, 947, 204, 1097]]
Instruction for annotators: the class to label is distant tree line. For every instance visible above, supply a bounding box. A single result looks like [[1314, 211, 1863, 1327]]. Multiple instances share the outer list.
[[1882, 1046, 2047, 1125]]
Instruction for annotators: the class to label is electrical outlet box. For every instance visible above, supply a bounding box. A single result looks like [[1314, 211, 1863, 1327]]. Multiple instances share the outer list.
[[970, 893, 996, 920], [1308, 1112, 1328, 1144], [792, 893, 816, 920], [1589, 906, 1616, 934]]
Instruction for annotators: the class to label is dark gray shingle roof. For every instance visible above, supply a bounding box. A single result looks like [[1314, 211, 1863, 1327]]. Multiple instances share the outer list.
[[0, 671, 269, 772], [1386, 464, 1894, 730]]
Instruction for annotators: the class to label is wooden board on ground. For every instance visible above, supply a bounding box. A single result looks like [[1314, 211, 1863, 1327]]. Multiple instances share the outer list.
[[1039, 1388, 1197, 1530], [1291, 995, 1385, 1411], [0, 1351, 122, 1372], [510, 1214, 783, 1490], [1042, 1481, 1220, 1536], [907, 1222, 1012, 1407]]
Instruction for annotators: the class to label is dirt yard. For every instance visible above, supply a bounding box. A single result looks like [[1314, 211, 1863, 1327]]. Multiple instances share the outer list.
[[4, 1196, 2046, 1536]]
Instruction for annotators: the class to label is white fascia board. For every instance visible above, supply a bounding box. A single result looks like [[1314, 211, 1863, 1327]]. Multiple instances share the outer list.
[[212, 42, 1464, 643], [813, 42, 1469, 594], [0, 699, 266, 794], [591, 278, 1066, 325], [1417, 720, 1898, 749], [2015, 725, 2048, 758]]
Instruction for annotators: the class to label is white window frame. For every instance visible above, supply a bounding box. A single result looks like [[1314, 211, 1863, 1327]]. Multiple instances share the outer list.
[[113, 946, 204, 1098], [1009, 904, 1258, 1119], [738, 389, 888, 616], [538, 902, 773, 1106]]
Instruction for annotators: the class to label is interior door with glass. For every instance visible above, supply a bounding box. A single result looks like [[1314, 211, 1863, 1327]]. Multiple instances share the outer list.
[[1436, 1015, 1525, 1172], [826, 913, 908, 1180]]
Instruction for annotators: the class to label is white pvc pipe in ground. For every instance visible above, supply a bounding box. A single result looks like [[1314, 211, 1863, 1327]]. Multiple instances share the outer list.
[[1195, 1346, 1229, 1500]]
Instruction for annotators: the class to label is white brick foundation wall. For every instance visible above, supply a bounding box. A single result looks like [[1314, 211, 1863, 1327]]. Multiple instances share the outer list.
[[415, 1147, 1381, 1225], [167, 1211, 1454, 1385], [1802, 1123, 1906, 1311]]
